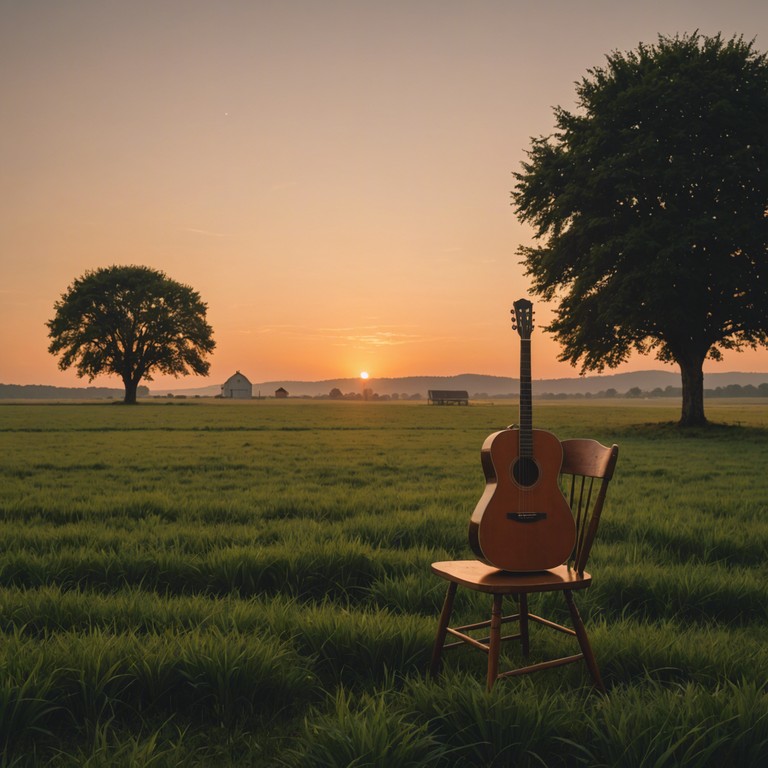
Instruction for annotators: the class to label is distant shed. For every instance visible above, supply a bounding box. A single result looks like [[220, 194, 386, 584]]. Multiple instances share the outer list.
[[275, 387, 289, 399], [221, 371, 253, 399], [428, 389, 469, 405]]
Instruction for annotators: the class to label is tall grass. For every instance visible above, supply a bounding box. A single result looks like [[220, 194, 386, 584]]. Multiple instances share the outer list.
[[0, 399, 766, 764]]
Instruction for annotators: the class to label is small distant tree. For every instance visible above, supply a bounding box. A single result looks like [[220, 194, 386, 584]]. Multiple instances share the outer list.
[[47, 265, 215, 404], [329, 387, 343, 399], [513, 33, 768, 426]]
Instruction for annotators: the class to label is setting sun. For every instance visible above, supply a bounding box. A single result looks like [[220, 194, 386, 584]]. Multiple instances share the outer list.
[[360, 371, 369, 379]]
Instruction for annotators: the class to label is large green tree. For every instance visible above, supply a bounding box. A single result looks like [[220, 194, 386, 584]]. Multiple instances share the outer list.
[[512, 33, 768, 426], [47, 265, 215, 404]]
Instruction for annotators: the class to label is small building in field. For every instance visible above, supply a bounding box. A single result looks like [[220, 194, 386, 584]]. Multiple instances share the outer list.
[[221, 371, 253, 399], [275, 387, 289, 399], [428, 389, 469, 405]]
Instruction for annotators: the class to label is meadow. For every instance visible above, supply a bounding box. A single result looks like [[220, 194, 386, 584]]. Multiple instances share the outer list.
[[0, 398, 767, 767]]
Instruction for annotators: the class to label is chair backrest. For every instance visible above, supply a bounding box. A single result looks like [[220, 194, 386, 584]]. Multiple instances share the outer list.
[[559, 439, 619, 574]]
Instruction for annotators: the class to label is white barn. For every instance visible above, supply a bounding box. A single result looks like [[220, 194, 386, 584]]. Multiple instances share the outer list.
[[221, 371, 253, 399]]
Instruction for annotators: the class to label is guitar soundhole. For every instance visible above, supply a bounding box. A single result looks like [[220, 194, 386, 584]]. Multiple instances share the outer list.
[[513, 457, 540, 487]]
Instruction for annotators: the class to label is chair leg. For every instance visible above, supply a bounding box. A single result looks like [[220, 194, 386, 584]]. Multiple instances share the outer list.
[[564, 590, 605, 693], [487, 593, 503, 690], [519, 593, 530, 657], [430, 581, 458, 677]]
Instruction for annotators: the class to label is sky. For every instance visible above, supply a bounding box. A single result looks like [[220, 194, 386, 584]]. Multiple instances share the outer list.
[[3, 0, 768, 391]]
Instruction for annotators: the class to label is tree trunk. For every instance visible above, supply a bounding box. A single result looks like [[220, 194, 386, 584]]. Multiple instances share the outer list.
[[123, 377, 139, 405], [678, 356, 707, 427]]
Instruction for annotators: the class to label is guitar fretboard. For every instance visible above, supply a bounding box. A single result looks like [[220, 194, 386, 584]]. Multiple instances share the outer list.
[[519, 338, 533, 458]]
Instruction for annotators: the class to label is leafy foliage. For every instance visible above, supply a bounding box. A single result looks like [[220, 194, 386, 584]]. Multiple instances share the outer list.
[[47, 266, 215, 403], [512, 33, 768, 425]]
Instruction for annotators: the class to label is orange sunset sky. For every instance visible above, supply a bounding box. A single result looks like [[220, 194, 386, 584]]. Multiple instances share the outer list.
[[3, 0, 768, 391]]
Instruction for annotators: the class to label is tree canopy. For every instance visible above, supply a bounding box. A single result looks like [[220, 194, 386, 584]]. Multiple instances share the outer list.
[[512, 33, 768, 425], [47, 265, 215, 404]]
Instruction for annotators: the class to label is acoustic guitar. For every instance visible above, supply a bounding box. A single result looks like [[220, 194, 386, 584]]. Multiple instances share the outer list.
[[468, 299, 576, 571]]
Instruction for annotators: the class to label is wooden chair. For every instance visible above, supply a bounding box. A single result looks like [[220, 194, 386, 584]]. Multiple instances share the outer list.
[[430, 438, 619, 691]]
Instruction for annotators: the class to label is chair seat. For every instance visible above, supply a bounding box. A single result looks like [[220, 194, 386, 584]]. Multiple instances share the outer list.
[[431, 560, 591, 594]]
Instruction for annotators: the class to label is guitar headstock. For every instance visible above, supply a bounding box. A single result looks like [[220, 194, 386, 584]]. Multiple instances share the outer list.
[[511, 299, 534, 340]]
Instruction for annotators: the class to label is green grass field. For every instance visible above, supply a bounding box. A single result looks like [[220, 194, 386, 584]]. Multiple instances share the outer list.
[[1, 399, 767, 766]]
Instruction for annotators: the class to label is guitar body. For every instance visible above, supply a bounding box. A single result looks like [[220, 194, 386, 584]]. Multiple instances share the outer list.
[[469, 427, 576, 571]]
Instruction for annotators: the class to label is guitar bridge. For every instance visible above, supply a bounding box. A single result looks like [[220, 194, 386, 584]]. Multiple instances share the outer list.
[[506, 512, 547, 523]]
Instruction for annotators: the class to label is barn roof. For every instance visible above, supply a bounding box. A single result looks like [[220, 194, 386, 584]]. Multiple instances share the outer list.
[[222, 371, 252, 386], [221, 371, 251, 388]]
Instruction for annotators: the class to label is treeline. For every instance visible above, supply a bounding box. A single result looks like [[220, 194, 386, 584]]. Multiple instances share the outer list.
[[474, 383, 768, 400], [297, 383, 768, 401], [0, 384, 149, 400], [6, 382, 765, 402], [287, 383, 768, 402], [318, 388, 423, 401]]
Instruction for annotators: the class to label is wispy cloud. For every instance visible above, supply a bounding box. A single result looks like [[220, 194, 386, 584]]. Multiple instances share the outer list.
[[332, 331, 423, 347], [251, 324, 429, 347], [317, 325, 425, 347], [179, 228, 235, 238]]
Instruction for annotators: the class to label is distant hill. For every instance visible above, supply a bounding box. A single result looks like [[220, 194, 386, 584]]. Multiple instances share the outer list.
[[151, 370, 768, 398], [0, 384, 148, 400], [3, 371, 767, 400]]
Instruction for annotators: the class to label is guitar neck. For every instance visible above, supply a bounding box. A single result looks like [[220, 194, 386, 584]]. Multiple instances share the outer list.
[[519, 338, 533, 458]]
